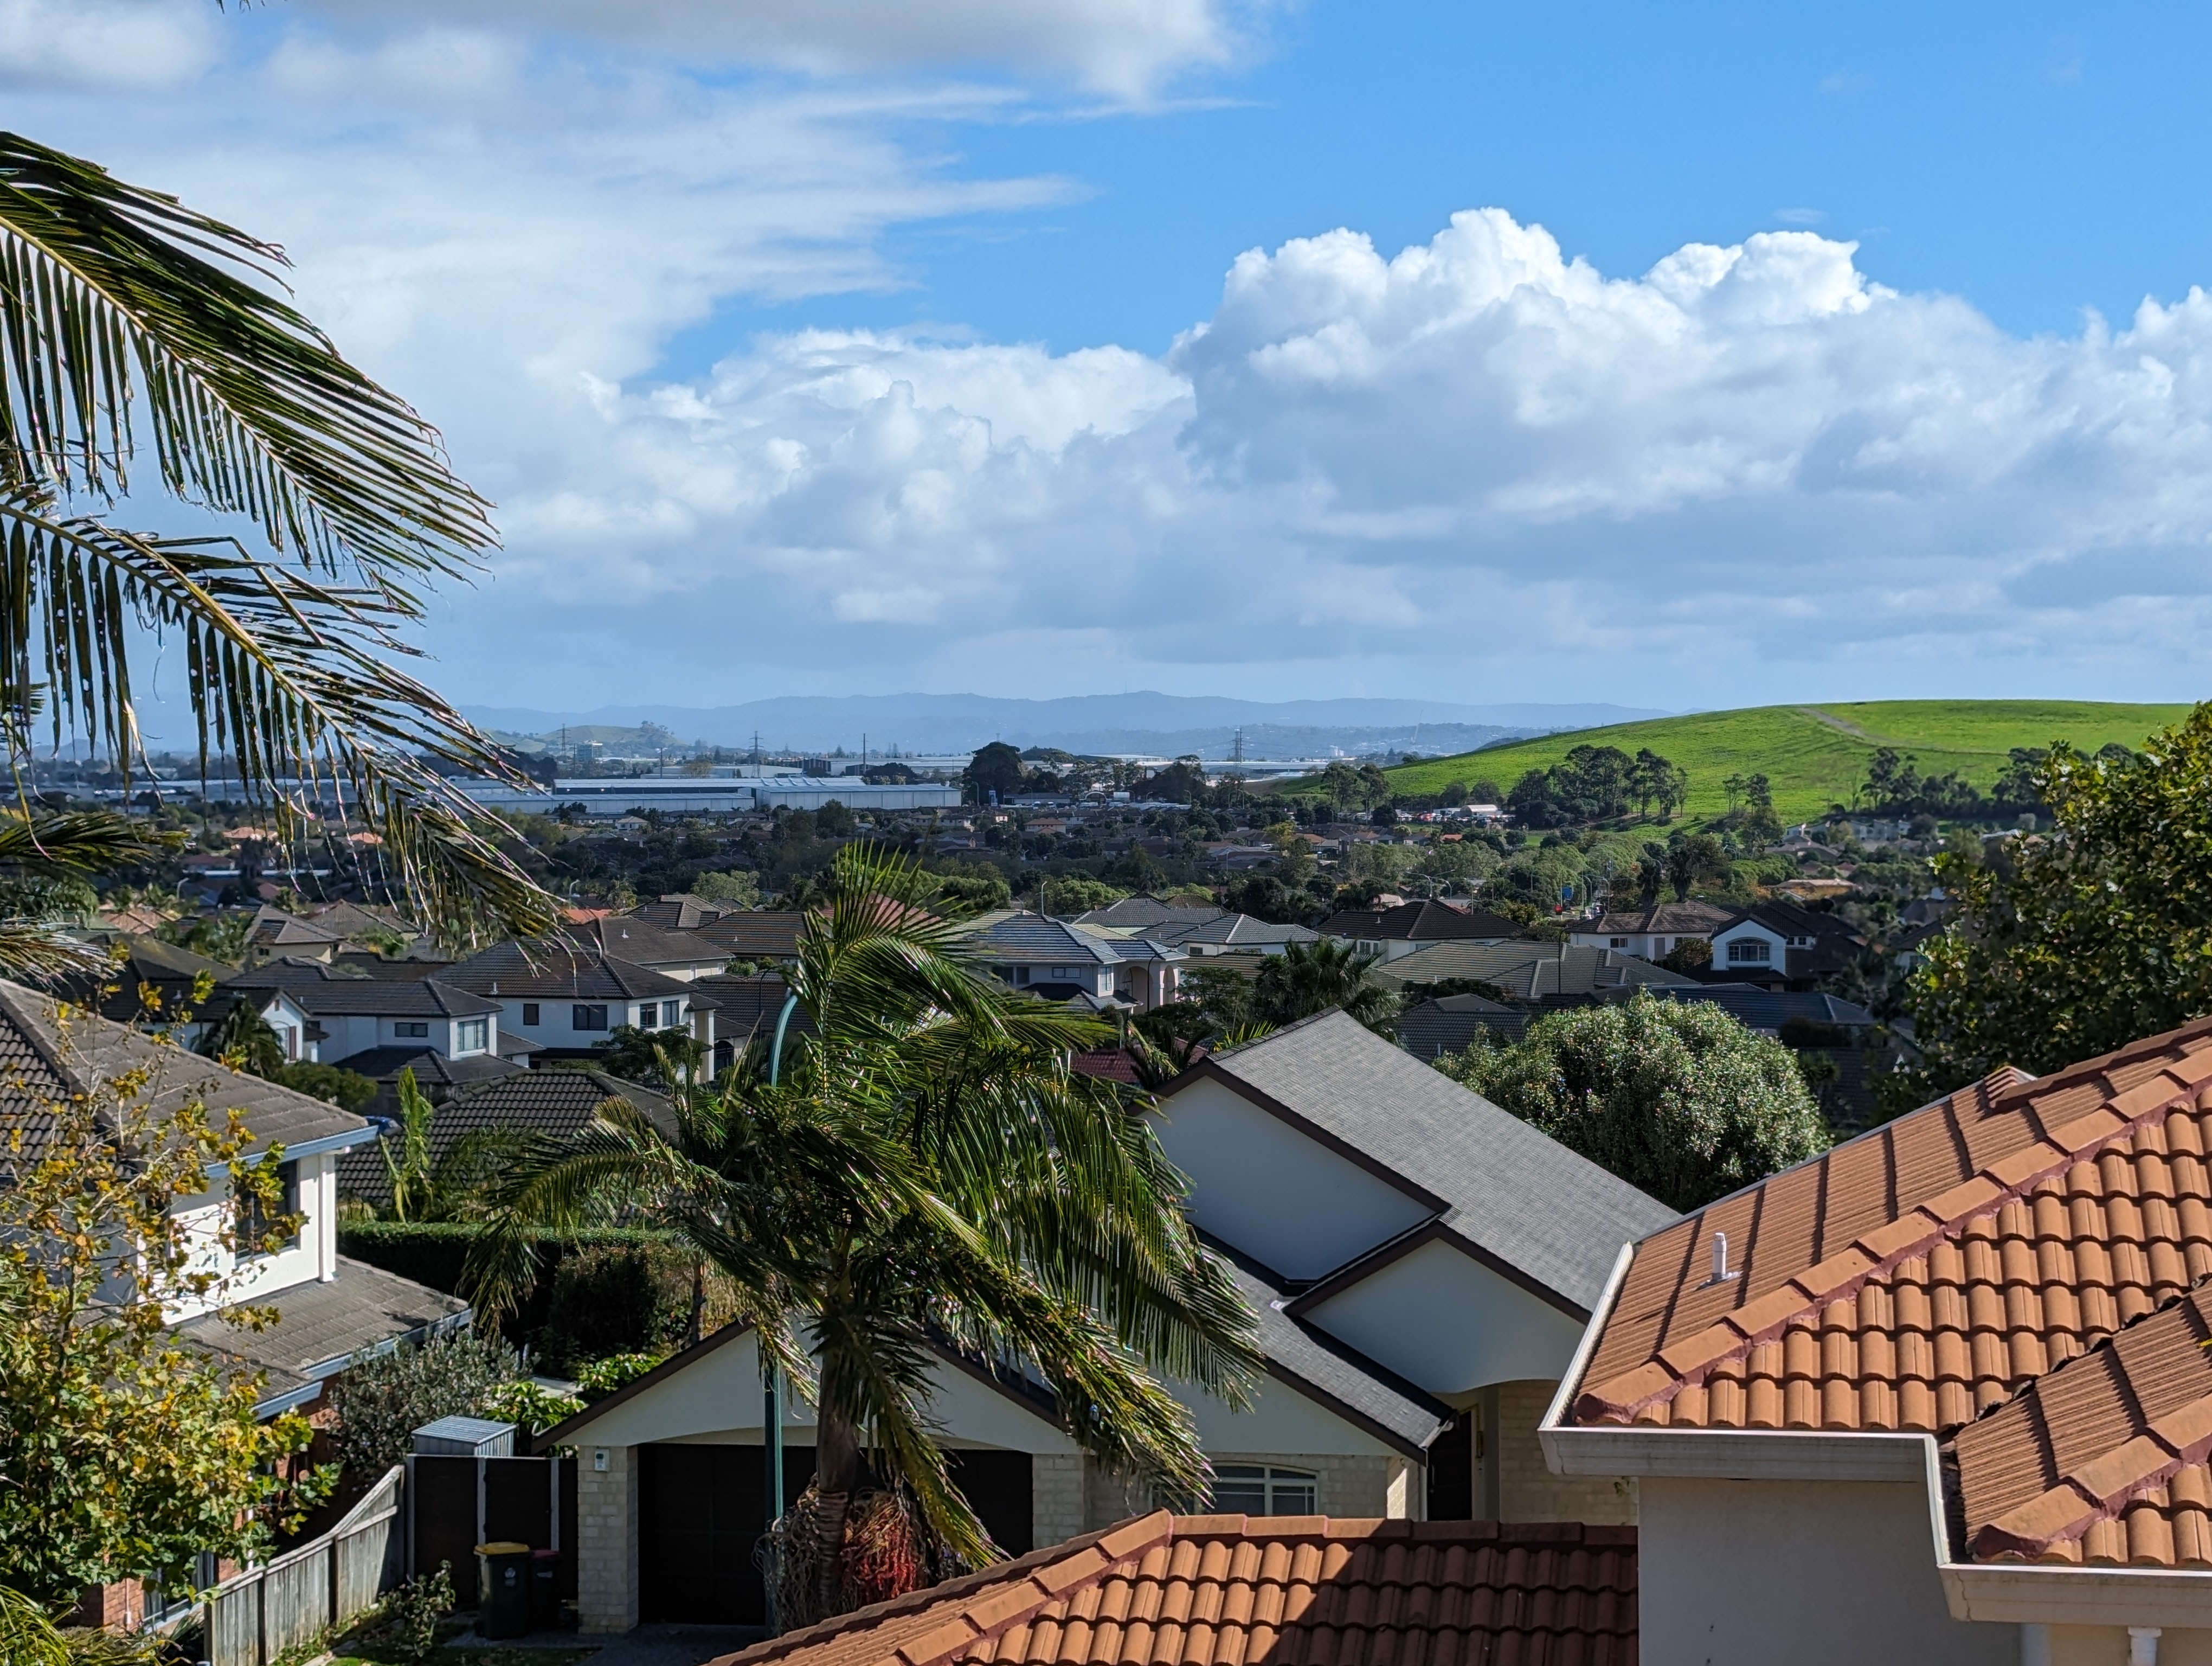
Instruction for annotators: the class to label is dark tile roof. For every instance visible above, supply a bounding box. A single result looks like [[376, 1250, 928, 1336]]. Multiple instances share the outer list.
[[336, 1067, 671, 1203], [0, 979, 368, 1165], [1319, 899, 1527, 943], [223, 970, 500, 1020], [677, 911, 808, 960], [710, 1511, 1638, 1666], [1635, 986, 1879, 1033], [249, 907, 342, 947], [635, 895, 754, 932], [1397, 994, 1529, 1060], [1372, 942, 1699, 999], [1191, 1011, 1677, 1313], [53, 934, 232, 1023], [1146, 914, 1320, 950], [172, 1255, 467, 1400], [969, 912, 1128, 965], [565, 914, 729, 969], [222, 954, 380, 988], [438, 940, 710, 1003], [326, 1046, 523, 1088]]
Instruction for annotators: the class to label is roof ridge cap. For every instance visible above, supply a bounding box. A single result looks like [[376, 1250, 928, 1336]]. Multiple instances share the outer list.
[[1574, 1062, 2212, 1426], [1973, 1385, 2212, 1561]]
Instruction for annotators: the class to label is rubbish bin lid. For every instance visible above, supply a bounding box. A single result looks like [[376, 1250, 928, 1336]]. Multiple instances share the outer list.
[[531, 1547, 561, 1560], [476, 1541, 532, 1555]]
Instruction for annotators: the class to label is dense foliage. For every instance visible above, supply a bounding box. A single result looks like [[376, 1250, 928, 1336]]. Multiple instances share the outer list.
[[325, 1332, 524, 1476], [0, 1036, 320, 1603], [1435, 991, 1830, 1210], [1906, 705, 2212, 1090]]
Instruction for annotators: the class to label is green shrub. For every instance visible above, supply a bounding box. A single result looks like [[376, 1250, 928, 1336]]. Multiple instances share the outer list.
[[274, 1061, 379, 1111], [325, 1334, 522, 1476]]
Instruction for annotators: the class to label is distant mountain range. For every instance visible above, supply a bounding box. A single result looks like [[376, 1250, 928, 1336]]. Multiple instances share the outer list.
[[460, 693, 1671, 759]]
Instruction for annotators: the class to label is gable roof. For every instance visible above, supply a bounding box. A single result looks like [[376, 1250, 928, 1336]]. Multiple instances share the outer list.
[[709, 1511, 1637, 1666], [1371, 941, 1698, 999], [970, 912, 1128, 966], [564, 913, 729, 969], [1397, 993, 1530, 1059], [1146, 914, 1321, 950], [54, 934, 232, 1022], [1634, 986, 1879, 1033], [1575, 901, 1736, 937], [1319, 900, 1526, 943], [1178, 1011, 1677, 1314], [224, 970, 500, 1020], [0, 981, 368, 1167], [1565, 1015, 2212, 1453], [635, 894, 755, 932], [1072, 897, 1229, 929], [438, 940, 709, 1003]]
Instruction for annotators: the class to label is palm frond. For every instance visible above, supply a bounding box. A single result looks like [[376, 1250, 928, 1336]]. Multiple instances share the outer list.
[[0, 919, 104, 982], [0, 133, 492, 583], [0, 807, 177, 872]]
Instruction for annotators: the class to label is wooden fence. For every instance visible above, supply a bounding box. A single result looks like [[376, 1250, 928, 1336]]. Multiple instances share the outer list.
[[205, 1464, 405, 1666]]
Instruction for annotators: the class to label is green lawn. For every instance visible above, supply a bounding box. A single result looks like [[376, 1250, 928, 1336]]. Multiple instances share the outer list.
[[1380, 700, 2200, 823]]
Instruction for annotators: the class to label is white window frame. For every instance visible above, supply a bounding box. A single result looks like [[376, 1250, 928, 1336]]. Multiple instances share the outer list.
[[455, 1017, 488, 1054], [1208, 1464, 1319, 1515]]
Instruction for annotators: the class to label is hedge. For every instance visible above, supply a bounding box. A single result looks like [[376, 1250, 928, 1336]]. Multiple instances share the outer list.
[[338, 1222, 721, 1372]]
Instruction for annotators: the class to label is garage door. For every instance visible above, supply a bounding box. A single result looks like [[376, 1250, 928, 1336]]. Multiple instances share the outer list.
[[640, 1444, 814, 1624], [638, 1446, 1035, 1622]]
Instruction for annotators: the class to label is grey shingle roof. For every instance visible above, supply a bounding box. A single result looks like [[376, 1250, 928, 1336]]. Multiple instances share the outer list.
[[1397, 994, 1529, 1060], [1637, 985, 1879, 1032], [326, 1046, 523, 1088], [1220, 1243, 1450, 1456], [1578, 900, 1737, 935], [1197, 1010, 1677, 1312], [1320, 900, 1526, 942], [565, 915, 729, 969], [1147, 915, 1320, 950], [1073, 898, 1229, 929], [970, 912, 1126, 965], [224, 971, 500, 1020], [172, 1255, 468, 1401], [1372, 941, 1699, 998], [0, 979, 368, 1167]]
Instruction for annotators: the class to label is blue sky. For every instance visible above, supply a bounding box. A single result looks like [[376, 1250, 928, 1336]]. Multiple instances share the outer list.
[[22, 0, 2212, 711]]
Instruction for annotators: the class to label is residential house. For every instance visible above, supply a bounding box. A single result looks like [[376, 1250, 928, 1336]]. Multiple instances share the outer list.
[[541, 1008, 1666, 1634], [1145, 914, 1321, 957], [691, 1511, 1638, 1666], [691, 972, 815, 1075], [244, 905, 344, 965], [56, 933, 233, 1027], [1544, 1015, 2212, 1666], [0, 981, 467, 1419], [967, 912, 1186, 1010], [222, 960, 510, 1070], [1369, 940, 1700, 1002], [1565, 900, 1736, 962], [1150, 1012, 1677, 1529], [438, 940, 719, 1065], [1318, 899, 1527, 962], [1706, 897, 1864, 986], [635, 904, 808, 966], [1072, 897, 1229, 931], [563, 913, 730, 982]]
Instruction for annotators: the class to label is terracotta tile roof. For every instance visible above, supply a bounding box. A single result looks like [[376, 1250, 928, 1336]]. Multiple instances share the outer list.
[[712, 1513, 1637, 1666], [1569, 1016, 2212, 1435], [1953, 1283, 2212, 1567]]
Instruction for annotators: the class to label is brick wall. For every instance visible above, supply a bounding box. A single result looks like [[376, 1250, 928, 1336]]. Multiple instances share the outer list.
[[1495, 1380, 1637, 1526], [1032, 1454, 1085, 1549], [576, 1443, 639, 1633]]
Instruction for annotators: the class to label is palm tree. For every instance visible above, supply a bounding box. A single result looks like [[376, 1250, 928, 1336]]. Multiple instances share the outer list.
[[470, 844, 1259, 1620], [0, 133, 555, 977], [379, 1068, 525, 1223], [1251, 936, 1396, 1033]]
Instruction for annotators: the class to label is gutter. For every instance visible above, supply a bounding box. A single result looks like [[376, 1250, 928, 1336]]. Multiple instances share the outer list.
[[1538, 1251, 2212, 1629], [203, 1125, 365, 1178]]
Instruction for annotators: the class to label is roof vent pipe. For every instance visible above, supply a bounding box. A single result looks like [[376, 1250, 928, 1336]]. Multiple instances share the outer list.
[[1705, 1232, 1741, 1287], [2130, 1628, 2160, 1666]]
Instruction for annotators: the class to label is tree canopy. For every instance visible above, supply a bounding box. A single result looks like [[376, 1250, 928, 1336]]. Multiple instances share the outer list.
[[1906, 704, 2212, 1091], [1435, 991, 1830, 1210]]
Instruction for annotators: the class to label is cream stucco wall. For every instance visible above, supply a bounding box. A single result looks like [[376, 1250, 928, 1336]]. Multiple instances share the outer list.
[[1149, 1076, 1431, 1280], [1639, 1476, 2018, 1666], [1300, 1240, 1588, 1395]]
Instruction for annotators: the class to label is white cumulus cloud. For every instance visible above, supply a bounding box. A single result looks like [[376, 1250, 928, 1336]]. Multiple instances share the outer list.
[[450, 208, 2212, 705]]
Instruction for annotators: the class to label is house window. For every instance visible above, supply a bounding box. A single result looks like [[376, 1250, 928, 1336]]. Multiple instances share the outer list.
[[281, 1022, 300, 1061], [236, 1159, 301, 1256], [1209, 1464, 1318, 1515], [455, 1018, 488, 1054], [660, 1002, 684, 1028], [1610, 937, 1628, 949], [522, 1003, 541, 1026], [573, 1004, 610, 1031], [394, 1021, 429, 1038], [1727, 938, 1772, 964]]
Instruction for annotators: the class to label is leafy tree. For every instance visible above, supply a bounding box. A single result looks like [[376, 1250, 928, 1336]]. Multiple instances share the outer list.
[[274, 1060, 379, 1111], [930, 868, 1012, 913], [815, 800, 857, 839], [325, 1331, 525, 1477], [1143, 759, 1209, 804], [1434, 990, 1829, 1211], [1034, 875, 1129, 918], [963, 742, 1026, 805], [0, 1023, 320, 1604], [1250, 938, 1396, 1034], [377, 1068, 525, 1222], [0, 136, 556, 967], [593, 1023, 705, 1088], [1906, 707, 2212, 1092], [1507, 768, 1560, 828], [1666, 834, 1729, 900], [470, 844, 1259, 1620], [692, 869, 763, 906], [1221, 873, 1323, 926]]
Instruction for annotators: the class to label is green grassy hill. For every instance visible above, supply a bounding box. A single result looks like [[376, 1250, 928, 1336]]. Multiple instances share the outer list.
[[1381, 701, 2200, 823]]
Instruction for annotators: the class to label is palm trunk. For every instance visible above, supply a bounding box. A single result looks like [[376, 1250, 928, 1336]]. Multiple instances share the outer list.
[[814, 1404, 864, 1614]]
